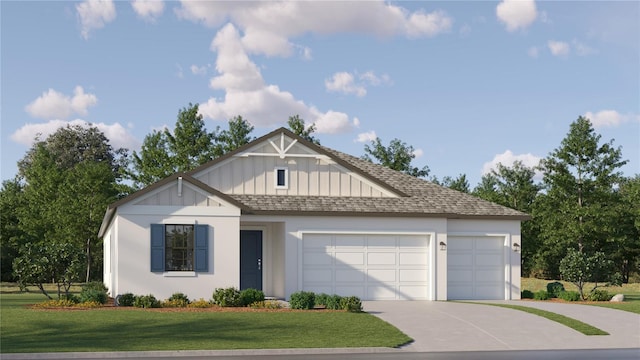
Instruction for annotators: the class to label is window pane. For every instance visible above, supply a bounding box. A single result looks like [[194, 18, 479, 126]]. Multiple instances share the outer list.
[[165, 224, 194, 271], [277, 169, 286, 186]]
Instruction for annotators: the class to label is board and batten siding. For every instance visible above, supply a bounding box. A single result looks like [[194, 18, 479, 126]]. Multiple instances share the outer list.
[[194, 155, 391, 197], [133, 182, 225, 207]]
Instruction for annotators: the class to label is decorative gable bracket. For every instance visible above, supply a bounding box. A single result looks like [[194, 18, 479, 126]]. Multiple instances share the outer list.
[[235, 133, 331, 161]]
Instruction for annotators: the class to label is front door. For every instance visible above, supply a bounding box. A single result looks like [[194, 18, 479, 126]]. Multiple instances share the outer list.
[[240, 230, 263, 290]]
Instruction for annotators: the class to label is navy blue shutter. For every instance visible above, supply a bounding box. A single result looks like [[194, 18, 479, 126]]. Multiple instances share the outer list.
[[194, 225, 209, 272], [150, 224, 165, 272]]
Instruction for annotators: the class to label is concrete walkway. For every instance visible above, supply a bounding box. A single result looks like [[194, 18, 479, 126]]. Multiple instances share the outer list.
[[363, 301, 640, 352]]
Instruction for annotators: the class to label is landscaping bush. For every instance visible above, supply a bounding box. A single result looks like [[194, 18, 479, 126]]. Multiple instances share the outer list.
[[533, 290, 550, 300], [314, 293, 330, 307], [521, 290, 534, 299], [558, 290, 581, 302], [188, 298, 214, 308], [340, 296, 363, 313], [133, 294, 160, 308], [116, 293, 135, 307], [289, 291, 315, 309], [249, 300, 282, 309], [240, 288, 265, 306], [34, 299, 77, 308], [546, 281, 565, 298], [313, 293, 344, 310], [164, 292, 190, 307], [212, 287, 242, 307], [79, 282, 108, 304], [587, 290, 612, 302]]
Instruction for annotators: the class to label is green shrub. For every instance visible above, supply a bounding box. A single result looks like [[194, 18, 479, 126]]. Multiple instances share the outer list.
[[117, 293, 135, 307], [79, 282, 108, 304], [64, 294, 80, 304], [34, 299, 77, 308], [340, 296, 363, 312], [168, 292, 190, 305], [249, 300, 282, 309], [76, 301, 102, 308], [546, 281, 565, 298], [212, 287, 242, 307], [558, 290, 581, 302], [521, 290, 534, 299], [533, 290, 550, 300], [289, 291, 315, 309], [326, 295, 343, 310], [314, 293, 330, 307], [240, 288, 265, 307], [133, 294, 160, 308], [188, 298, 214, 308], [587, 290, 612, 302]]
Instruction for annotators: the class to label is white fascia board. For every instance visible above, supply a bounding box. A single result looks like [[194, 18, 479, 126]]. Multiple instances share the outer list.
[[119, 203, 241, 217]]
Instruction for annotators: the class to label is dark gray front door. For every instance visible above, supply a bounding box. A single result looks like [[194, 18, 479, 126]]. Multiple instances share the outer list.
[[240, 230, 263, 290]]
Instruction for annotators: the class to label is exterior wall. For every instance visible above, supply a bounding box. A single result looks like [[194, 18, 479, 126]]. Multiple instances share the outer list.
[[111, 203, 241, 300], [134, 182, 224, 207], [242, 215, 448, 300], [447, 219, 522, 300]]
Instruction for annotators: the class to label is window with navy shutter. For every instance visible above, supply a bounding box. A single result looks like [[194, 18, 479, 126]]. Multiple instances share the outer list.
[[150, 224, 209, 272]]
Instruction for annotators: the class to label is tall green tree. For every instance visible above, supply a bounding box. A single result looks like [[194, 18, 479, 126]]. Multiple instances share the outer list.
[[216, 116, 255, 155], [363, 138, 429, 178], [287, 115, 320, 144], [0, 179, 26, 281], [130, 130, 174, 187], [611, 175, 640, 282], [432, 174, 470, 193], [165, 103, 218, 172], [533, 116, 627, 278]]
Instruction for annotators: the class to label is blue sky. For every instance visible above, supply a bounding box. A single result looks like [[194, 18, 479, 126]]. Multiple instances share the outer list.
[[2, 1, 638, 187]]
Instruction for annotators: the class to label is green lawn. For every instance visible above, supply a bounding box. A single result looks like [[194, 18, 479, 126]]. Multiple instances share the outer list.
[[0, 293, 411, 353], [521, 278, 640, 314]]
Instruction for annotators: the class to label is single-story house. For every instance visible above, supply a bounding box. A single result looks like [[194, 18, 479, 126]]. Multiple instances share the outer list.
[[99, 127, 528, 301]]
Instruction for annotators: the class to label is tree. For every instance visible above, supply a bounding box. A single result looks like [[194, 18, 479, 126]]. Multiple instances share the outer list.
[[165, 103, 218, 172], [534, 116, 628, 278], [130, 130, 174, 187], [287, 115, 319, 144], [0, 179, 25, 281], [559, 248, 620, 300], [216, 116, 255, 155], [611, 175, 640, 282], [13, 241, 84, 299], [363, 138, 429, 178], [433, 174, 470, 193]]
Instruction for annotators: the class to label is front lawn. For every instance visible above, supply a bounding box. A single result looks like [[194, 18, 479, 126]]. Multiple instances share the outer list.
[[0, 293, 411, 353]]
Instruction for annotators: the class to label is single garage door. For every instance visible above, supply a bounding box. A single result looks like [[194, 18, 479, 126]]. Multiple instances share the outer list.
[[302, 233, 430, 300], [447, 236, 505, 300]]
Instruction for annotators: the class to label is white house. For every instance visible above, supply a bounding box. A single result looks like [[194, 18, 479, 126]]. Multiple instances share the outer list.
[[99, 128, 528, 301]]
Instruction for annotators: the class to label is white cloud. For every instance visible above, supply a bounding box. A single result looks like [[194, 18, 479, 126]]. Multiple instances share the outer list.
[[548, 40, 570, 57], [76, 0, 116, 39], [482, 150, 542, 176], [584, 110, 640, 128], [325, 71, 391, 97], [25, 86, 98, 120], [325, 72, 367, 97], [176, 1, 452, 57], [496, 0, 537, 32], [413, 148, 424, 159], [355, 131, 377, 143], [190, 64, 208, 75], [573, 40, 596, 56], [198, 24, 357, 134], [175, 64, 184, 79], [131, 0, 164, 22], [10, 119, 139, 150], [527, 46, 539, 58]]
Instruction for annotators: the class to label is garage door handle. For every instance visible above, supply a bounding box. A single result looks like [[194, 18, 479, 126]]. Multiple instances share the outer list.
[[258, 259, 262, 270]]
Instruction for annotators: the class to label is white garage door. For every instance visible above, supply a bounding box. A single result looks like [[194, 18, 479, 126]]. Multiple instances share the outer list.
[[302, 233, 430, 300], [447, 236, 505, 300]]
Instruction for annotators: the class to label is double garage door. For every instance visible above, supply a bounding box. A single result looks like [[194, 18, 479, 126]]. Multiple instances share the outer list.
[[301, 233, 430, 300], [447, 236, 506, 300]]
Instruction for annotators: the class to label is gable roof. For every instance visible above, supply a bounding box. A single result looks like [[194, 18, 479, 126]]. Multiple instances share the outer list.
[[99, 127, 529, 236]]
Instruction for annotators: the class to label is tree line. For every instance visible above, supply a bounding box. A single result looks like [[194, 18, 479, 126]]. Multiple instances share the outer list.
[[1, 103, 638, 296]]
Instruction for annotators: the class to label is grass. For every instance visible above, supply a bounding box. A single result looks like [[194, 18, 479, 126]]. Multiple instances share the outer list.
[[521, 278, 640, 314], [0, 293, 411, 353], [472, 302, 609, 336]]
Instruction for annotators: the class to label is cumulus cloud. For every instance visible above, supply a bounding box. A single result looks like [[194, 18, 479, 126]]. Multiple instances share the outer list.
[[325, 71, 391, 97], [355, 130, 377, 143], [190, 64, 208, 75], [584, 110, 640, 128], [10, 119, 139, 150], [131, 0, 164, 22], [412, 148, 424, 159], [176, 1, 452, 57], [482, 150, 542, 176], [496, 0, 537, 32], [25, 86, 98, 120], [548, 40, 570, 57], [76, 0, 116, 39], [198, 24, 358, 134]]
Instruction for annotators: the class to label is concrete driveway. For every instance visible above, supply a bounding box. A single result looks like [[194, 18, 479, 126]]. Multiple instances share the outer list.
[[363, 301, 640, 352]]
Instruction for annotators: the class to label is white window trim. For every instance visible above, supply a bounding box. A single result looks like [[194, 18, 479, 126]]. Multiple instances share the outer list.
[[274, 167, 289, 189]]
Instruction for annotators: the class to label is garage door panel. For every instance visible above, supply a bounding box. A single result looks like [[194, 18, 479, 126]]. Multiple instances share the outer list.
[[476, 254, 503, 266], [335, 252, 364, 265], [476, 269, 503, 282], [302, 234, 430, 300], [475, 285, 504, 299], [399, 252, 428, 265], [448, 236, 505, 300], [449, 269, 473, 282], [367, 252, 396, 265], [448, 239, 473, 250], [449, 253, 472, 266], [336, 269, 365, 282], [476, 238, 504, 250]]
